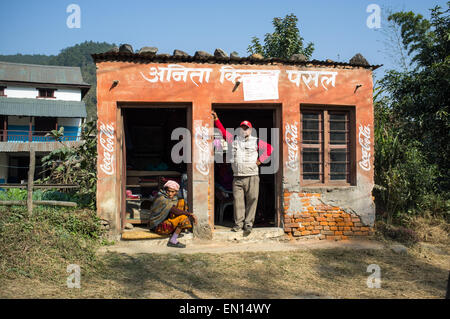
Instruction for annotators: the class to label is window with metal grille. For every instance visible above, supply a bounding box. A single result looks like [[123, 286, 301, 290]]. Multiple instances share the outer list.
[[300, 107, 354, 185]]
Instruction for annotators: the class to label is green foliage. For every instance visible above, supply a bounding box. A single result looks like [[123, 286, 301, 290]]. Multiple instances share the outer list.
[[247, 13, 314, 59], [374, 96, 440, 222], [45, 126, 65, 142], [40, 121, 97, 209], [388, 4, 449, 69], [374, 3, 450, 224], [380, 4, 450, 192], [0, 54, 54, 65], [0, 188, 50, 201], [0, 187, 93, 206], [0, 188, 90, 202], [0, 188, 27, 201]]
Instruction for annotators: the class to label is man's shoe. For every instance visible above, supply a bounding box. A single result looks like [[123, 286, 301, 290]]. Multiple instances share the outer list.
[[231, 226, 241, 232], [167, 241, 186, 248], [243, 226, 252, 237]]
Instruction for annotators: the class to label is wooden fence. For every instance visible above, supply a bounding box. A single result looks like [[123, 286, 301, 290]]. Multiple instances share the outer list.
[[0, 145, 80, 213]]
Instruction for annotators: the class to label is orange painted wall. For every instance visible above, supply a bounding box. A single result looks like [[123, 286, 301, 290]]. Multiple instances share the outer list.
[[95, 61, 375, 236]]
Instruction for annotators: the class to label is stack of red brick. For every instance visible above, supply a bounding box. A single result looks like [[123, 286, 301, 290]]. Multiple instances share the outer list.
[[283, 192, 374, 240]]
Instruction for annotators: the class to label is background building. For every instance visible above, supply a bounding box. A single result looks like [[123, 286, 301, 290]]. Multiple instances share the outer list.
[[0, 61, 90, 183]]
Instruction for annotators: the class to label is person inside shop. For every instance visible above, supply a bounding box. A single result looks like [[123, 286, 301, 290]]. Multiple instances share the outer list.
[[147, 180, 197, 248], [211, 111, 273, 236]]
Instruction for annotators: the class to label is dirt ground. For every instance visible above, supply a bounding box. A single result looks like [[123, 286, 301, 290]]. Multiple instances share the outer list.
[[98, 236, 386, 255], [1, 238, 448, 299]]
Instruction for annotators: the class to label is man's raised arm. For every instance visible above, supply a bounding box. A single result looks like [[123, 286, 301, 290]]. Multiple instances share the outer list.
[[212, 111, 233, 144]]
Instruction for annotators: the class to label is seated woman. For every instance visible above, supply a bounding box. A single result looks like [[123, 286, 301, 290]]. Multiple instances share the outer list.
[[148, 180, 197, 248]]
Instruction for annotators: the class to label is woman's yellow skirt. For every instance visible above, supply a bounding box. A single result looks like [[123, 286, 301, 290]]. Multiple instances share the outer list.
[[154, 213, 192, 235]]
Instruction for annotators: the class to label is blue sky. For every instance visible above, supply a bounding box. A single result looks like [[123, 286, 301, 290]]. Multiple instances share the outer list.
[[0, 0, 447, 78]]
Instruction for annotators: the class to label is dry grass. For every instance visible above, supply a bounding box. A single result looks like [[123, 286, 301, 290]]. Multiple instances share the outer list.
[[405, 216, 449, 244], [1, 208, 448, 299], [0, 206, 103, 283], [1, 242, 448, 299]]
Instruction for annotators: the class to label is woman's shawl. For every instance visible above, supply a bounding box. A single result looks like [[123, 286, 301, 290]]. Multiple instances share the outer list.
[[147, 189, 178, 229]]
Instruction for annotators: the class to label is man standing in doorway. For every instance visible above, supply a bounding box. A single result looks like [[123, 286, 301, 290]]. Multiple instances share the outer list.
[[212, 111, 273, 236]]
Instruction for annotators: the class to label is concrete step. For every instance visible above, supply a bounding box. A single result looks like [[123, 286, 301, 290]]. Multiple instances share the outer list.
[[120, 227, 285, 246], [213, 227, 285, 242]]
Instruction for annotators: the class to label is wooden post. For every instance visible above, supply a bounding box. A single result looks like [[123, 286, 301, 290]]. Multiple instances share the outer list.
[[27, 145, 35, 215], [29, 116, 32, 142]]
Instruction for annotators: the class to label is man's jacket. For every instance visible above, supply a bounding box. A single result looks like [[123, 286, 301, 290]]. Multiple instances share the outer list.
[[214, 118, 273, 177]]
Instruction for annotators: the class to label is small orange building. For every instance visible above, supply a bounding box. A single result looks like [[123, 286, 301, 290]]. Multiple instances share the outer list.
[[92, 47, 380, 240]]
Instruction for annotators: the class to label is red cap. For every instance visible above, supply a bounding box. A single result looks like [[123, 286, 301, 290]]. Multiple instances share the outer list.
[[240, 120, 252, 129]]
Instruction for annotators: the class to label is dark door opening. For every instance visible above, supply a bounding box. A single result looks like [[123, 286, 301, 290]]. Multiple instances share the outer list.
[[34, 117, 57, 135], [7, 154, 47, 183], [0, 115, 6, 141], [8, 155, 29, 183], [212, 107, 279, 229], [122, 107, 188, 226]]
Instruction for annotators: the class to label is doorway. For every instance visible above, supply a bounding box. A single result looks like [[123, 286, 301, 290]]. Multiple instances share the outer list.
[[212, 105, 281, 229], [120, 105, 190, 229]]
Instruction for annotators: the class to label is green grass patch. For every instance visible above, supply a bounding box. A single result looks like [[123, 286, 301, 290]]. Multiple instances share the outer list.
[[0, 205, 105, 283]]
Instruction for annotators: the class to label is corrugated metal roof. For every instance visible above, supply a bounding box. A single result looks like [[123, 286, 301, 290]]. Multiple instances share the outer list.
[[0, 97, 87, 118], [0, 61, 91, 86], [91, 51, 383, 70]]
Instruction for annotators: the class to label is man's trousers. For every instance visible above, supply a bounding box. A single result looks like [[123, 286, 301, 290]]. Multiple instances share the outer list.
[[232, 175, 259, 229]]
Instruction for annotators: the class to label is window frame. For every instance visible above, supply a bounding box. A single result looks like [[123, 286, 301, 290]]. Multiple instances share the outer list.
[[300, 105, 356, 187], [37, 88, 56, 99]]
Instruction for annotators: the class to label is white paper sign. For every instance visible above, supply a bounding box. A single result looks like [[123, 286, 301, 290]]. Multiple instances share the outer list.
[[241, 74, 279, 101]]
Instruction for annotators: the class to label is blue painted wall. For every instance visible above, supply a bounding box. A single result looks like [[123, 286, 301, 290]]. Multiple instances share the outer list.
[[7, 125, 80, 142]]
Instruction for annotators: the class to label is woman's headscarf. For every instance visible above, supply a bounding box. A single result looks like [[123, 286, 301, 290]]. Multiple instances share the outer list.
[[163, 180, 180, 191]]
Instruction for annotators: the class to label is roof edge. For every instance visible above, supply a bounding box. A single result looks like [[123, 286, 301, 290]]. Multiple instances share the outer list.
[[91, 52, 382, 70], [0, 80, 91, 88], [0, 61, 85, 70]]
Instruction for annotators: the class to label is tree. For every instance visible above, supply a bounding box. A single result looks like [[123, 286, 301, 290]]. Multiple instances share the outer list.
[[373, 91, 440, 223], [378, 7, 413, 73], [41, 121, 98, 209], [373, 3, 450, 222], [387, 5, 449, 69], [379, 3, 449, 192], [247, 13, 314, 59], [0, 53, 54, 65]]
